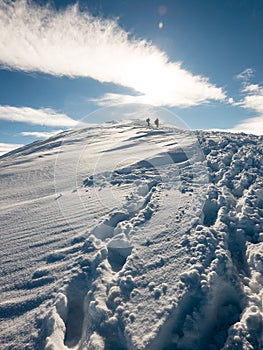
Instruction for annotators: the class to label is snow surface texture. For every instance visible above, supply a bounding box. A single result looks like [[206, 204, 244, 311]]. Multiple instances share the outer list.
[[0, 120, 263, 350]]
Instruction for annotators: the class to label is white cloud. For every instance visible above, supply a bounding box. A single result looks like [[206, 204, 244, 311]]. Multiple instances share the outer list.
[[229, 83, 263, 135], [21, 130, 64, 138], [236, 68, 254, 81], [0, 105, 77, 127], [0, 142, 23, 156], [229, 117, 263, 135], [0, 0, 225, 107], [90, 93, 157, 106], [240, 84, 263, 114], [242, 84, 260, 93]]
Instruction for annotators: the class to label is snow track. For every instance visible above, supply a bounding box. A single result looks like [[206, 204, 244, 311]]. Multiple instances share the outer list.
[[1, 121, 263, 349]]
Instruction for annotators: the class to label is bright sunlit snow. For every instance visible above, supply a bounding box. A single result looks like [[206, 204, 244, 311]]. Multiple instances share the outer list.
[[0, 120, 262, 349]]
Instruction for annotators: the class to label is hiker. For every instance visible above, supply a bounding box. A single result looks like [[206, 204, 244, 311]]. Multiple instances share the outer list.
[[154, 118, 159, 128], [146, 117, 150, 127]]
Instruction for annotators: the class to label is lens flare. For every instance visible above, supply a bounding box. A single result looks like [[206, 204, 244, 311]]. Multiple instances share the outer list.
[[158, 6, 167, 16], [158, 21, 164, 29], [158, 21, 163, 29]]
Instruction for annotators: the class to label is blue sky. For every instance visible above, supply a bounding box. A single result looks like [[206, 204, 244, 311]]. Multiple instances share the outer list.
[[1, 0, 263, 154]]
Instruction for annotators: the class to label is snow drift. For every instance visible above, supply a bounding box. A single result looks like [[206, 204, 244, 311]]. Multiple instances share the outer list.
[[0, 120, 262, 349]]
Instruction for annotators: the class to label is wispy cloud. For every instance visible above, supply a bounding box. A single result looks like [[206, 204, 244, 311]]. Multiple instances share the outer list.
[[0, 0, 225, 107], [230, 116, 263, 135], [90, 93, 156, 106], [21, 130, 64, 138], [0, 105, 76, 127], [230, 83, 263, 135], [0, 142, 23, 156], [236, 68, 254, 82], [240, 84, 263, 114], [242, 84, 260, 93]]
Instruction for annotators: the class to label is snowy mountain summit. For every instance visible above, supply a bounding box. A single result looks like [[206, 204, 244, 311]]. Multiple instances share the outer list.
[[1, 120, 263, 350]]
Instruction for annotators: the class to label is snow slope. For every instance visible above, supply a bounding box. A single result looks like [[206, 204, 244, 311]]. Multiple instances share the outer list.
[[0, 120, 263, 350]]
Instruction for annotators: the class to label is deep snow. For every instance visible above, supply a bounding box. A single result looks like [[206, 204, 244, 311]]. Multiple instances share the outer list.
[[0, 120, 262, 350]]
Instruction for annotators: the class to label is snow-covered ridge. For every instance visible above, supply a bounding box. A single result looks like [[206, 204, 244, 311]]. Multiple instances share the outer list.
[[0, 121, 262, 349]]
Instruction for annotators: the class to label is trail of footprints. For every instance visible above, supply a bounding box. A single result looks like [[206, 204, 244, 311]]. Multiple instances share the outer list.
[[44, 157, 197, 348]]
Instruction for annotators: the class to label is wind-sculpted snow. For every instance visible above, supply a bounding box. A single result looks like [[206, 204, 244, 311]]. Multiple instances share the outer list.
[[0, 121, 263, 349]]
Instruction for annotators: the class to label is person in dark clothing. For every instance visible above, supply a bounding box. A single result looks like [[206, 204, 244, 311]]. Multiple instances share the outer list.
[[154, 118, 159, 128], [146, 117, 150, 127]]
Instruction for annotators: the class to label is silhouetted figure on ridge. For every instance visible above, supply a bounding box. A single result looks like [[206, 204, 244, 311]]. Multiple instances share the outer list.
[[154, 118, 159, 128], [146, 117, 150, 127]]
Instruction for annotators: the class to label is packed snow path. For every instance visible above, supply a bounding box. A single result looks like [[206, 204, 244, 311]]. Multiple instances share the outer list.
[[0, 121, 263, 349]]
